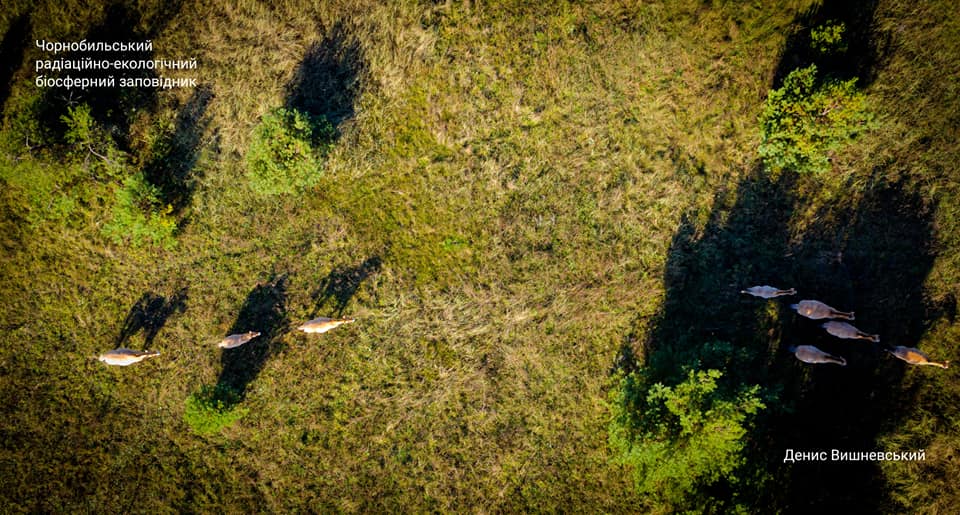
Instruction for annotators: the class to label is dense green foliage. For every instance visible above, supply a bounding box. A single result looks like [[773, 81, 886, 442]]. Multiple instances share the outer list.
[[810, 21, 848, 54], [1, 0, 958, 512], [102, 172, 177, 248], [610, 368, 764, 511], [759, 65, 872, 174], [245, 107, 335, 195], [3, 97, 175, 243], [184, 384, 247, 435], [61, 104, 95, 148]]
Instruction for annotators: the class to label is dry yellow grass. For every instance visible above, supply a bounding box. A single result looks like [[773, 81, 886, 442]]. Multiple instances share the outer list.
[[1, 0, 959, 511]]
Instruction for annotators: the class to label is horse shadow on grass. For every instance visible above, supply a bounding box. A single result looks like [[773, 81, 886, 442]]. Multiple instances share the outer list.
[[214, 275, 288, 406], [310, 255, 381, 318], [285, 20, 366, 129], [116, 287, 188, 348], [620, 163, 941, 511]]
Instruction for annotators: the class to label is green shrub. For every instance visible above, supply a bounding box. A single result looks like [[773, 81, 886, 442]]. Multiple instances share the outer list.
[[758, 65, 872, 175], [245, 107, 336, 195], [59, 103, 126, 180], [1, 102, 125, 227], [58, 105, 174, 245], [61, 104, 95, 147], [3, 100, 173, 243], [610, 368, 765, 511], [184, 384, 247, 435], [101, 172, 177, 248], [810, 21, 847, 54]]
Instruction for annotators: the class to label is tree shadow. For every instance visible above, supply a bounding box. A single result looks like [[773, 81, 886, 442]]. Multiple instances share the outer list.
[[215, 275, 288, 404], [284, 21, 366, 128], [141, 85, 214, 214], [762, 180, 938, 512], [772, 0, 887, 87], [0, 13, 31, 116], [643, 169, 799, 378], [310, 256, 381, 317], [116, 287, 188, 348], [35, 1, 181, 149], [623, 163, 940, 510], [611, 3, 938, 507]]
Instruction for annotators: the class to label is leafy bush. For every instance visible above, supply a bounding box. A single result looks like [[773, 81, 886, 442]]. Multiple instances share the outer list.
[[610, 368, 765, 511], [758, 65, 872, 175], [1, 99, 175, 244], [810, 21, 847, 54], [1, 102, 129, 227], [184, 384, 247, 435], [101, 172, 177, 248], [58, 104, 175, 245], [60, 103, 126, 180], [61, 104, 95, 147], [245, 107, 336, 195]]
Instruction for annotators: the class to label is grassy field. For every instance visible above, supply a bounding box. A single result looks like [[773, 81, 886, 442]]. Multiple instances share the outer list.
[[1, 0, 958, 512]]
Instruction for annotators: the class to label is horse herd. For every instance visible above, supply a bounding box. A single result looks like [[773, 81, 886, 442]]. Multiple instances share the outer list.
[[96, 285, 949, 371], [96, 316, 355, 366], [741, 285, 949, 369]]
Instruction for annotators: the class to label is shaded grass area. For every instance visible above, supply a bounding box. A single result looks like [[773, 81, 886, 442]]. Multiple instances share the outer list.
[[623, 0, 959, 509], [0, 0, 958, 512], [638, 166, 939, 511], [773, 0, 885, 86]]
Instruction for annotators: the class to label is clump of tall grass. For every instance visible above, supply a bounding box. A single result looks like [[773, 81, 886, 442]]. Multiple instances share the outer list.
[[101, 172, 177, 248]]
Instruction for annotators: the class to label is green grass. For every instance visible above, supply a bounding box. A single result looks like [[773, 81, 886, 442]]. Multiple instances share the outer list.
[[1, 0, 959, 512]]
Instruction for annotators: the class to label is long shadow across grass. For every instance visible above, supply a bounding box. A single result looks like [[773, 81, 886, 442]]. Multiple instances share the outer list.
[[116, 287, 188, 348], [769, 180, 947, 512], [618, 1, 942, 509], [141, 85, 214, 215], [215, 275, 288, 403]]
